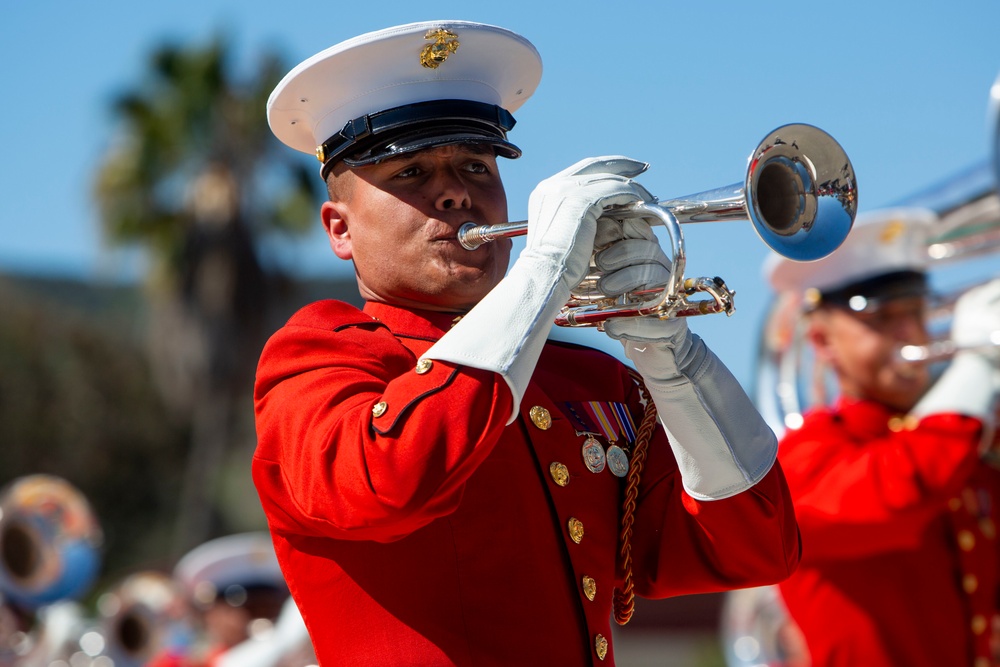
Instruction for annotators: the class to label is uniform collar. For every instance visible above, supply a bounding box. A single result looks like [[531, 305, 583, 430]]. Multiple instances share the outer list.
[[831, 396, 906, 438], [362, 301, 465, 341]]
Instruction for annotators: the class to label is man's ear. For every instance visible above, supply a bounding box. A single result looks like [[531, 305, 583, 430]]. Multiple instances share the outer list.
[[322, 200, 353, 260]]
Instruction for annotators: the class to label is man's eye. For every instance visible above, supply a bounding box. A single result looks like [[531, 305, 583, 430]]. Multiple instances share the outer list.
[[465, 161, 489, 174], [395, 166, 421, 178]]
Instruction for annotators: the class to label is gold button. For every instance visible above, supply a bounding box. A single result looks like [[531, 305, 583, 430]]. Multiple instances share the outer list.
[[887, 416, 905, 432], [981, 518, 996, 539], [372, 401, 388, 417], [529, 406, 552, 430], [582, 575, 596, 601], [595, 634, 608, 661], [549, 462, 570, 487], [973, 614, 987, 635], [415, 358, 433, 374], [948, 497, 963, 512], [975, 657, 991, 667], [567, 517, 584, 544], [964, 574, 979, 594], [959, 530, 976, 552]]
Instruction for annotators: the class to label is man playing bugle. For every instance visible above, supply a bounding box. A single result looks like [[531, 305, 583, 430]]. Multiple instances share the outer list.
[[252, 19, 800, 666]]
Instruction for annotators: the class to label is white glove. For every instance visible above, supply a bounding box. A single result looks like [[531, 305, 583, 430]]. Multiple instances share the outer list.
[[593, 217, 672, 296], [424, 156, 653, 422], [911, 278, 1000, 422], [604, 315, 777, 501]]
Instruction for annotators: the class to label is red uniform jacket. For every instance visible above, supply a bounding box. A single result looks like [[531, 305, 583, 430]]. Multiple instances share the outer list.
[[777, 397, 1000, 667], [253, 300, 800, 666]]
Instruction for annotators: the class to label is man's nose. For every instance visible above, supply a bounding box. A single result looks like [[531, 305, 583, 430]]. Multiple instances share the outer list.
[[434, 166, 472, 210]]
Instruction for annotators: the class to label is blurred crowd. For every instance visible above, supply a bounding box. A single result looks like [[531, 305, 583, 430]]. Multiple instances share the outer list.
[[0, 475, 314, 667]]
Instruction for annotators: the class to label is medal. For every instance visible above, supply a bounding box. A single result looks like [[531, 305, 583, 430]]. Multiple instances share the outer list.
[[565, 399, 637, 477], [606, 444, 629, 478], [582, 435, 606, 473]]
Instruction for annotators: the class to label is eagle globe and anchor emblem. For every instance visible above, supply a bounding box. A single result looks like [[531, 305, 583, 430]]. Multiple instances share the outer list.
[[420, 28, 460, 69]]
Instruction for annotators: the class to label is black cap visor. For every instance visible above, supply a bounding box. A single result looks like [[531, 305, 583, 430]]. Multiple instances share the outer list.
[[342, 124, 520, 167], [816, 270, 928, 312], [320, 99, 519, 178]]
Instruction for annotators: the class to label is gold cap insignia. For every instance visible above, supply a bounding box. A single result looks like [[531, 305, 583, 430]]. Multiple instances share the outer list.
[[803, 287, 822, 309], [420, 29, 459, 69], [879, 219, 906, 244]]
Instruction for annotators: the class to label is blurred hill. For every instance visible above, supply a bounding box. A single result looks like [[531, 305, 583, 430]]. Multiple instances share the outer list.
[[0, 270, 362, 587]]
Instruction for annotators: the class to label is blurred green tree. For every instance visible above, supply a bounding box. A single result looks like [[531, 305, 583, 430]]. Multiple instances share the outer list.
[[0, 277, 188, 577], [93, 35, 321, 556]]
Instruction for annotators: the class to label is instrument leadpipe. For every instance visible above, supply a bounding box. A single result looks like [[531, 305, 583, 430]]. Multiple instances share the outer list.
[[460, 123, 858, 327]]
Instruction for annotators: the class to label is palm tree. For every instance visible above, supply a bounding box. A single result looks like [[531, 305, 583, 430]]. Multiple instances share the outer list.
[[93, 35, 321, 555]]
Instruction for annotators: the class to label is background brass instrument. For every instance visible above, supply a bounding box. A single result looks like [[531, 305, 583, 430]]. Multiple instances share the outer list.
[[754, 206, 1000, 437], [898, 278, 1000, 363], [754, 75, 1000, 437], [720, 585, 808, 667], [726, 69, 1000, 667], [458, 123, 858, 328], [0, 475, 103, 666], [0, 475, 102, 610], [97, 571, 193, 667]]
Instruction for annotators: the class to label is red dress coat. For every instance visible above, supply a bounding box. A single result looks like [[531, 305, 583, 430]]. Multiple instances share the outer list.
[[253, 300, 800, 666], [777, 397, 1000, 667]]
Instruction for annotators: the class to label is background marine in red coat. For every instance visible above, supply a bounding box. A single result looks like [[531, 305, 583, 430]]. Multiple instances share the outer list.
[[762, 207, 1000, 667]]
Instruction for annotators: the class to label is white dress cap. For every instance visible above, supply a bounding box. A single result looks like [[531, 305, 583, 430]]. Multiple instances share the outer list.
[[173, 532, 285, 605], [764, 206, 937, 296], [267, 20, 542, 171]]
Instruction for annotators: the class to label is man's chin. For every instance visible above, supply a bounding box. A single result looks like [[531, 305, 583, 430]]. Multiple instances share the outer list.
[[389, 278, 500, 313]]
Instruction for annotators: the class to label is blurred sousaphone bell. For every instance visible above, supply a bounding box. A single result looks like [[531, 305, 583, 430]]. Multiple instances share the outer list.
[[0, 475, 103, 666], [458, 123, 859, 327], [97, 571, 193, 667], [0, 475, 103, 610]]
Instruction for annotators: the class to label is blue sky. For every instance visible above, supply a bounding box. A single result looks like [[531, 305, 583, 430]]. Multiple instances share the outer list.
[[3, 0, 999, 391]]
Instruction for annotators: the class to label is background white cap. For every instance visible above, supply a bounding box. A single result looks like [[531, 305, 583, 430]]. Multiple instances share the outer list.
[[173, 532, 285, 606], [764, 206, 937, 296]]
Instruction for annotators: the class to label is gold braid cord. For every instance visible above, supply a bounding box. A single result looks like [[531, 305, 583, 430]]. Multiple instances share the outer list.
[[613, 369, 658, 625]]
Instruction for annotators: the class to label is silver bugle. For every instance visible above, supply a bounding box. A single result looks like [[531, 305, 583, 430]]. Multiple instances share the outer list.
[[458, 123, 858, 263]]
